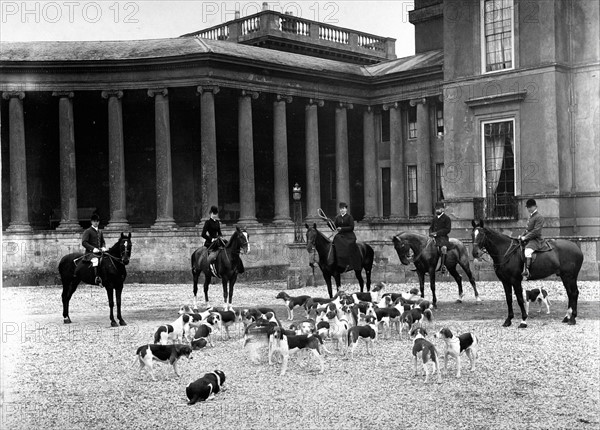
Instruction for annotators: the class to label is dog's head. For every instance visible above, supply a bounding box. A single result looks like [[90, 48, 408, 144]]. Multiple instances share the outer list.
[[378, 295, 393, 308], [212, 370, 226, 386], [434, 327, 453, 339], [364, 315, 377, 326], [205, 314, 220, 326], [191, 338, 208, 350], [275, 291, 288, 300], [176, 344, 193, 359], [179, 305, 194, 315], [179, 314, 190, 324], [372, 282, 385, 293], [269, 325, 284, 340], [410, 327, 428, 339]]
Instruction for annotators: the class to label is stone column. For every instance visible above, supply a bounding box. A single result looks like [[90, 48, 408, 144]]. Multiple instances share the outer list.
[[335, 102, 352, 207], [305, 98, 324, 223], [3, 91, 32, 232], [52, 91, 80, 230], [273, 94, 293, 224], [362, 106, 378, 219], [238, 90, 259, 225], [197, 85, 219, 223], [102, 90, 129, 230], [412, 98, 433, 216], [384, 102, 405, 218], [148, 88, 176, 229]]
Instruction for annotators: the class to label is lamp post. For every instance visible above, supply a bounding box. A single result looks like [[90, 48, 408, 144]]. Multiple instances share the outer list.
[[293, 183, 304, 243]]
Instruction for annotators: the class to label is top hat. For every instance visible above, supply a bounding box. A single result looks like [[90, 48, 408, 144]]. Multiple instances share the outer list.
[[209, 205, 219, 214]]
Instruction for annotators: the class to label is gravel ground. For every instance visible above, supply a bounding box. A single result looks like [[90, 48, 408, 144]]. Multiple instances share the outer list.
[[1, 279, 599, 430]]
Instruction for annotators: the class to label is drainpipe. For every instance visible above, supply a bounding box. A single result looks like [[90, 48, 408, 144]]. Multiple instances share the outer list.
[[568, 0, 578, 234]]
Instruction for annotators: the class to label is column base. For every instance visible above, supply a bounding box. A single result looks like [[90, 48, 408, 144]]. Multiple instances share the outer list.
[[237, 217, 259, 226], [273, 217, 293, 225], [56, 221, 82, 231], [151, 219, 177, 230], [304, 216, 321, 226], [105, 220, 130, 231], [7, 222, 32, 232]]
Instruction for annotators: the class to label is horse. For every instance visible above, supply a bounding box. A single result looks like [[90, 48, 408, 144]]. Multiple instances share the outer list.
[[471, 220, 583, 327], [305, 223, 374, 299], [392, 231, 480, 308], [58, 232, 132, 327], [191, 226, 249, 308]]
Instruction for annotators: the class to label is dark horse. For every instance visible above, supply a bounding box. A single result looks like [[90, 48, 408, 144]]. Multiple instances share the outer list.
[[471, 220, 583, 327], [191, 226, 249, 307], [305, 223, 374, 299], [59, 233, 132, 327], [392, 231, 479, 308]]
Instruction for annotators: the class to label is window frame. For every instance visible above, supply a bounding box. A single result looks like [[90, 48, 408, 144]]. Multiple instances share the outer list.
[[480, 0, 515, 74], [407, 105, 417, 140], [407, 165, 418, 217]]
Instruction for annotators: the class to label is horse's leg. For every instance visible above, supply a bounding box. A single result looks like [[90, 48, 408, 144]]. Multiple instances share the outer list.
[[106, 287, 118, 327], [222, 278, 228, 308], [203, 273, 211, 306], [228, 274, 237, 305], [417, 271, 426, 298], [501, 280, 514, 327], [355, 270, 365, 293], [324, 273, 333, 299], [428, 269, 438, 309], [62, 278, 75, 324], [333, 273, 341, 294], [513, 279, 528, 328], [459, 260, 480, 301], [192, 268, 200, 308], [115, 285, 126, 326], [447, 265, 464, 303], [561, 275, 579, 325]]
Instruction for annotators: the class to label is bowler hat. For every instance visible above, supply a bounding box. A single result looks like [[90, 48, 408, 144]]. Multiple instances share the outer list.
[[90, 214, 100, 222], [209, 205, 219, 215], [526, 198, 537, 208], [435, 202, 445, 209], [338, 202, 348, 209]]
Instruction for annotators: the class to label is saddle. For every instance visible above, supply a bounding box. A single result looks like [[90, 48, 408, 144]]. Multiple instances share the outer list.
[[520, 239, 554, 264]]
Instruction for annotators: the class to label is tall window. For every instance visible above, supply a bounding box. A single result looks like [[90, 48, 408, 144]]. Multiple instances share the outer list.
[[381, 167, 390, 217], [408, 106, 417, 139], [482, 0, 513, 72], [483, 120, 516, 218], [435, 163, 445, 203], [436, 103, 444, 136], [407, 165, 418, 217], [381, 109, 390, 142]]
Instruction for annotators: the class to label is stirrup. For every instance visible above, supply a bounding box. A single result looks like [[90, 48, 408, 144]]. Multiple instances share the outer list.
[[95, 276, 103, 286], [521, 268, 530, 279], [210, 264, 218, 278]]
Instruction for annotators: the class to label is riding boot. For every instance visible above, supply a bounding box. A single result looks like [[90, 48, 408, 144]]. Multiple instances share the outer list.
[[440, 246, 447, 274], [94, 266, 102, 286], [521, 257, 532, 279]]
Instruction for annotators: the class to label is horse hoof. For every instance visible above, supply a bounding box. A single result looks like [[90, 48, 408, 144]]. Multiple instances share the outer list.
[[111, 321, 118, 327], [568, 318, 576, 326], [63, 317, 72, 324], [433, 303, 438, 310], [119, 320, 127, 326], [562, 316, 570, 323], [502, 320, 512, 327], [476, 296, 483, 303], [518, 323, 527, 329]]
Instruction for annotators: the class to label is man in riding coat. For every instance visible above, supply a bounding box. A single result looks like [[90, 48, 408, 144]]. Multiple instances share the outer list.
[[201, 205, 223, 277], [518, 198, 550, 279], [332, 202, 361, 271], [76, 213, 106, 285], [429, 202, 455, 274]]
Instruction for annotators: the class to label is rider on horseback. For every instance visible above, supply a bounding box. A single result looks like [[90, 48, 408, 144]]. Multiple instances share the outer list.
[[429, 202, 454, 274], [76, 213, 106, 286], [518, 199, 550, 279], [202, 205, 223, 278], [332, 202, 361, 271]]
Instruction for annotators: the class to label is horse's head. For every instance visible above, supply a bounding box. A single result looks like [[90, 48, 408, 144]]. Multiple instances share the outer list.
[[305, 223, 320, 267], [235, 227, 250, 254], [392, 233, 412, 266], [471, 220, 486, 259], [118, 232, 132, 265]]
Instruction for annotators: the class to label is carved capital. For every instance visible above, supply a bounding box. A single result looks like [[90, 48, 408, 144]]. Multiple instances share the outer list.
[[51, 91, 74, 99], [382, 102, 399, 111], [2, 91, 26, 100], [337, 102, 354, 110], [364, 106, 374, 113], [240, 90, 259, 99], [307, 98, 324, 107], [276, 94, 293, 104], [101, 90, 123, 99], [197, 85, 220, 95], [147, 88, 169, 98], [409, 98, 427, 107]]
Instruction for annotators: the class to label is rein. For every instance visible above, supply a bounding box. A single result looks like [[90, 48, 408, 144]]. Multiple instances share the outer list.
[[395, 234, 433, 264], [478, 230, 521, 268]]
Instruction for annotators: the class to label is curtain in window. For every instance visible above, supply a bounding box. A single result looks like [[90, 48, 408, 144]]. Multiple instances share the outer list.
[[485, 122, 506, 196]]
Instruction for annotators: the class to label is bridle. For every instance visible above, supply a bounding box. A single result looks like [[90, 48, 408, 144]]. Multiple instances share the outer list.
[[473, 227, 520, 268]]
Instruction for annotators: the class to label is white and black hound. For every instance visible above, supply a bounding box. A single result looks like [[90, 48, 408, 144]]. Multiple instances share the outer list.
[[434, 327, 478, 378]]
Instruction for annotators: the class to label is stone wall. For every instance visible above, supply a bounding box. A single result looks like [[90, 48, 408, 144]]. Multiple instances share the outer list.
[[2, 222, 598, 286]]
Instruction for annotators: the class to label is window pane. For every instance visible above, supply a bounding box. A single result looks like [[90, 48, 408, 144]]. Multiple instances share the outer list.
[[483, 0, 513, 72], [483, 120, 516, 218]]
